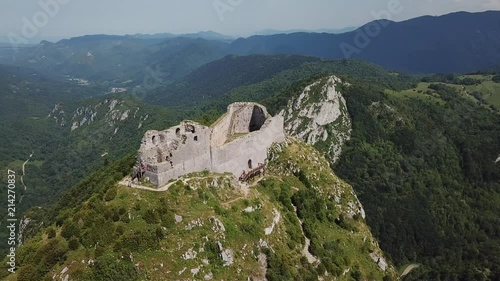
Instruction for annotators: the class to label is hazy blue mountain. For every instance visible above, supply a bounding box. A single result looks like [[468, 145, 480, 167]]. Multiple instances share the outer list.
[[230, 11, 500, 73], [253, 26, 358, 35], [2, 11, 499, 81], [129, 31, 235, 42]]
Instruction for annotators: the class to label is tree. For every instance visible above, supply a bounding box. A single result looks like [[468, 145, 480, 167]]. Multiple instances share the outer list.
[[68, 238, 80, 250], [46, 227, 56, 239]]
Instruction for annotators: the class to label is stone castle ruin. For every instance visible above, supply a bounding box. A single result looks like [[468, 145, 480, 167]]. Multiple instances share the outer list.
[[137, 103, 286, 187]]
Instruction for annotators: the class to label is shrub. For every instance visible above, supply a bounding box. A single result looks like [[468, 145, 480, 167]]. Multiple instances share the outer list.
[[68, 238, 80, 250], [118, 207, 127, 216], [104, 187, 117, 201], [143, 209, 159, 224], [46, 227, 56, 239], [119, 229, 159, 251], [115, 225, 125, 236], [90, 253, 138, 281], [155, 226, 165, 240], [39, 238, 69, 268], [61, 222, 80, 239], [240, 223, 259, 236], [17, 264, 43, 281]]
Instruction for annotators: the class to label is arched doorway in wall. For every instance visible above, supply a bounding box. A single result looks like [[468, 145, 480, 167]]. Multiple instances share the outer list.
[[248, 159, 253, 169]]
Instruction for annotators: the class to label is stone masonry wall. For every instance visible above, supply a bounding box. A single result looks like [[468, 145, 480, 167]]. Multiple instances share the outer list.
[[138, 103, 285, 187]]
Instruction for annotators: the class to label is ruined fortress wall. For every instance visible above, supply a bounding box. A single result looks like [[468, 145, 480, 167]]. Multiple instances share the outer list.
[[210, 103, 270, 147], [141, 122, 212, 186], [210, 112, 232, 147], [211, 116, 286, 177], [231, 104, 268, 134], [163, 126, 212, 173], [139, 103, 286, 187]]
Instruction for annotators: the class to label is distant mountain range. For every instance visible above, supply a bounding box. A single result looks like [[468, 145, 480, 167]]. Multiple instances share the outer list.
[[0, 10, 499, 79], [230, 11, 500, 73], [127, 31, 236, 43], [252, 27, 358, 35], [0, 31, 235, 45]]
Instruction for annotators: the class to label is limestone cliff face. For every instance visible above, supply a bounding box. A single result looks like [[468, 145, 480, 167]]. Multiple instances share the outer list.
[[49, 98, 145, 133], [280, 75, 352, 163]]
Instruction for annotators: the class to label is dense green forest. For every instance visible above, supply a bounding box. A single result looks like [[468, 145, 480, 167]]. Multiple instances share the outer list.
[[333, 81, 500, 280]]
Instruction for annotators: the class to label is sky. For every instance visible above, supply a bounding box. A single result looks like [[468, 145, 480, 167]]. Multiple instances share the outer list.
[[1, 0, 499, 42]]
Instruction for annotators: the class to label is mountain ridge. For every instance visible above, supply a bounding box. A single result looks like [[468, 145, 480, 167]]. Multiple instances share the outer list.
[[229, 10, 500, 73], [2, 10, 498, 80]]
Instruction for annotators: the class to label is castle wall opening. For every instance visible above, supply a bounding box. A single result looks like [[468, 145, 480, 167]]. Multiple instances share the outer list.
[[249, 105, 266, 132]]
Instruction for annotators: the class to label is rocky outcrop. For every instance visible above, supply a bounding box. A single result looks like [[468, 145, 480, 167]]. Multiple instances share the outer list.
[[368, 101, 407, 132], [48, 99, 145, 132], [370, 252, 388, 271], [280, 75, 352, 163]]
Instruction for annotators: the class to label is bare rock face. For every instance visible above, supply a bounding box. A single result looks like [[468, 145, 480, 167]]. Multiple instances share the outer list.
[[217, 242, 234, 266], [264, 209, 281, 235], [48, 98, 146, 134], [182, 248, 197, 260], [221, 248, 234, 266], [280, 75, 352, 163], [370, 252, 388, 271], [17, 216, 32, 247]]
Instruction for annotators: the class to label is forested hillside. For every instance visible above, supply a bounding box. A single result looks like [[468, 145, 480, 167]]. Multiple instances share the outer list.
[[266, 73, 500, 280], [0, 65, 192, 257]]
